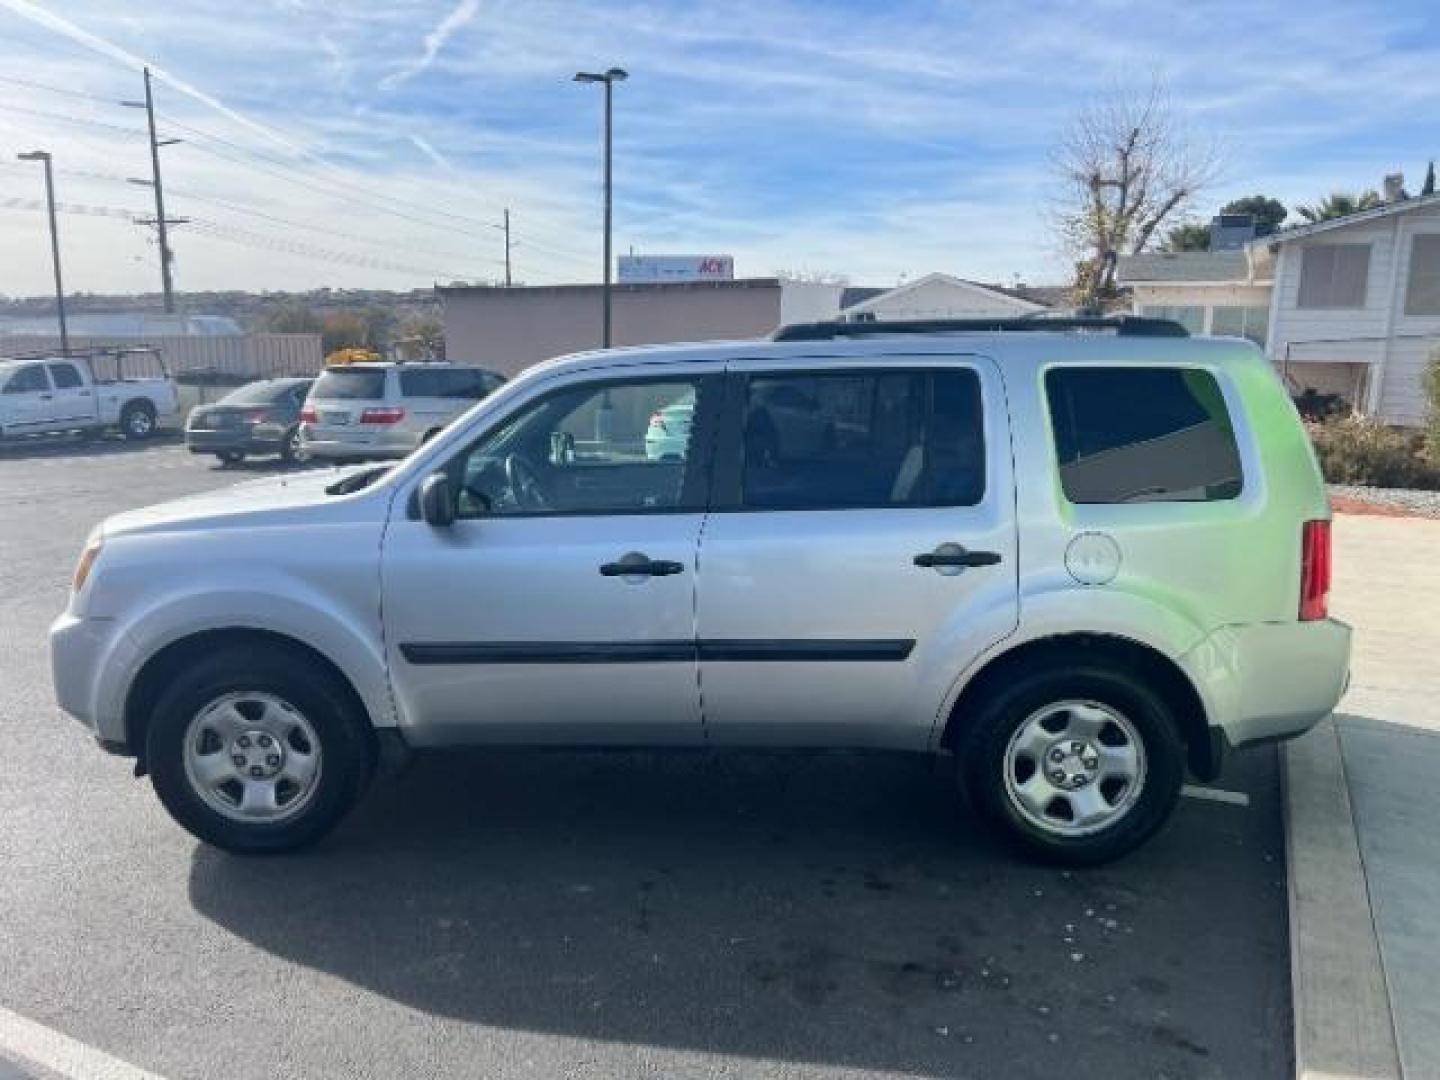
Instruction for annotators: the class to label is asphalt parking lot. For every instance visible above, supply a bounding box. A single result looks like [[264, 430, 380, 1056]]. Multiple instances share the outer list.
[[0, 437, 1291, 1080]]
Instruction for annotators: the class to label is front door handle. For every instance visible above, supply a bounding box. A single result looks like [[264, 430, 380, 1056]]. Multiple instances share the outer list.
[[914, 544, 1002, 569], [599, 552, 685, 578]]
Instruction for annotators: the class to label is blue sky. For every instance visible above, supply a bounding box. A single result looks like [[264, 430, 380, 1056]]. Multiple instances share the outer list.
[[1, 0, 1438, 296]]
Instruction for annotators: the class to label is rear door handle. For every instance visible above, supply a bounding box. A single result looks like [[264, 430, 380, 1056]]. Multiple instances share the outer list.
[[600, 552, 685, 578], [914, 545, 1002, 569]]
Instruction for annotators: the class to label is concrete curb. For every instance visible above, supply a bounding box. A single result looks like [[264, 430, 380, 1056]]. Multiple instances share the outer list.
[[1283, 716, 1401, 1080]]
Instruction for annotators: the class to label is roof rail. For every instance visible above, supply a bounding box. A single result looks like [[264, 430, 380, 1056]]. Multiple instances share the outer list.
[[770, 315, 1189, 342]]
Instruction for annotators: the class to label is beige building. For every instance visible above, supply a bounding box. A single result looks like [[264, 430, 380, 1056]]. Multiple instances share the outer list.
[[439, 278, 786, 378]]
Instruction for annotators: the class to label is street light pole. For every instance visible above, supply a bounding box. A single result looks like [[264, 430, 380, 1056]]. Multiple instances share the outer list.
[[17, 150, 68, 354], [574, 67, 627, 348]]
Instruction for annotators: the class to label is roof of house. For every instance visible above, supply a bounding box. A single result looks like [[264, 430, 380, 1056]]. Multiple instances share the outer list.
[[841, 272, 1047, 315], [1115, 251, 1251, 285], [1253, 191, 1440, 248]]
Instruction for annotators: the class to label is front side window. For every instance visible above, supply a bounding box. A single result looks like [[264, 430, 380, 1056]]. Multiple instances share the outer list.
[[1046, 367, 1242, 504], [1404, 234, 1440, 316], [1298, 244, 1370, 309], [452, 376, 710, 517], [4, 365, 49, 394], [739, 369, 985, 510]]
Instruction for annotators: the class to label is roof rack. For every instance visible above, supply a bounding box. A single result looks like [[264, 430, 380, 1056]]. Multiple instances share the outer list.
[[770, 315, 1189, 342]]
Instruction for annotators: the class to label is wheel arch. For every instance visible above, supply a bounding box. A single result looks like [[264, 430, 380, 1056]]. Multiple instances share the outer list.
[[124, 627, 373, 769], [938, 632, 1218, 780]]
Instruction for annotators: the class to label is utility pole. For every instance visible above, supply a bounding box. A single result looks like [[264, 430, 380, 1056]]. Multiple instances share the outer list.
[[573, 67, 627, 348], [122, 68, 185, 313], [17, 150, 68, 354], [503, 208, 512, 287]]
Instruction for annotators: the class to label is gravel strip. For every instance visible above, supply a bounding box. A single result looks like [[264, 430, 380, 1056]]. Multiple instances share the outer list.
[[1329, 483, 1440, 517]]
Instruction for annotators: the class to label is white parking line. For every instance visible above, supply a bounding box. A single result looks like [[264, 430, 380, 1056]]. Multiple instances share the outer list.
[[1181, 783, 1252, 807], [0, 1006, 166, 1080]]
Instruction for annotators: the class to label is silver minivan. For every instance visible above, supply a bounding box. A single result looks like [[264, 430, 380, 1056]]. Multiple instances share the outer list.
[[299, 362, 505, 461], [51, 318, 1350, 864]]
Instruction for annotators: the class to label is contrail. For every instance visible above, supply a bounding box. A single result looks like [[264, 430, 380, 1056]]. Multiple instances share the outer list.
[[0, 0, 310, 156]]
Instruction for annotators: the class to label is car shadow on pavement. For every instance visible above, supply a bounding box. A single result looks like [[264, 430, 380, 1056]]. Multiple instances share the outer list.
[[0, 432, 181, 461], [187, 748, 1290, 1078]]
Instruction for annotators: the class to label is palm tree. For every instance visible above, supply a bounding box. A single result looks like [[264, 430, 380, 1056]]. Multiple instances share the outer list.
[[1296, 191, 1382, 223]]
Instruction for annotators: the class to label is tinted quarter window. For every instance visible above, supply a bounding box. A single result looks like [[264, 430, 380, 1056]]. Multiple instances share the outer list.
[[1046, 367, 1242, 504], [740, 369, 984, 510], [400, 367, 497, 399], [311, 368, 386, 399], [48, 363, 83, 389]]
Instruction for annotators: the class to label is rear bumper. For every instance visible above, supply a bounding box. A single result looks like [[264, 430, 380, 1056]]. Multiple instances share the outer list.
[[185, 427, 287, 454], [1180, 617, 1352, 761], [300, 427, 414, 460]]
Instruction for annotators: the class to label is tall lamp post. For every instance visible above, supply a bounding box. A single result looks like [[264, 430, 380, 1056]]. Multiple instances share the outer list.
[[573, 67, 627, 348], [17, 150, 69, 354]]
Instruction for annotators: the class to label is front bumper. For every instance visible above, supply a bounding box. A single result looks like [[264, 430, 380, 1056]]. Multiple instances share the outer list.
[[50, 611, 138, 750], [1179, 617, 1352, 759]]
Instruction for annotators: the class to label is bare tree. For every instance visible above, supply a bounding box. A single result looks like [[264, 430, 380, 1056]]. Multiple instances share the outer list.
[[1054, 81, 1220, 310]]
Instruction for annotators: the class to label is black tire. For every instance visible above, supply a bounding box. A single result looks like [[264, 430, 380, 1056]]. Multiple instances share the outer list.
[[119, 400, 156, 440], [216, 450, 245, 466], [145, 644, 376, 853], [957, 661, 1184, 866]]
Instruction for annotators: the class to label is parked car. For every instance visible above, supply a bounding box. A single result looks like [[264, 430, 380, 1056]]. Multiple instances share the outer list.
[[50, 317, 1351, 864], [185, 377, 314, 465], [0, 348, 177, 442], [298, 362, 505, 461]]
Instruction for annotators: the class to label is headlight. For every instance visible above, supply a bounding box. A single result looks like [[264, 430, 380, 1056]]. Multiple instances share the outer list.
[[73, 532, 103, 592]]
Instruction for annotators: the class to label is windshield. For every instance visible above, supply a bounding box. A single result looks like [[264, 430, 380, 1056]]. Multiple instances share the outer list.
[[310, 368, 386, 400]]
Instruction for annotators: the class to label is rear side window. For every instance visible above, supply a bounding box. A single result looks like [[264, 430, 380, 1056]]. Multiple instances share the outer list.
[[399, 367, 495, 399], [311, 368, 387, 400], [739, 369, 985, 510], [4, 365, 49, 393], [48, 363, 83, 389], [1045, 367, 1242, 504]]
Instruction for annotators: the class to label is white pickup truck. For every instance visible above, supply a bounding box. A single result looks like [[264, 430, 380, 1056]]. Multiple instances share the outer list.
[[0, 349, 178, 441]]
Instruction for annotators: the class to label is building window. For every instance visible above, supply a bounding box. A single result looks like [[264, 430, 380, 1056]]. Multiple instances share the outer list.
[[1404, 235, 1440, 317], [1297, 244, 1370, 309], [1209, 305, 1269, 345], [1139, 305, 1204, 334]]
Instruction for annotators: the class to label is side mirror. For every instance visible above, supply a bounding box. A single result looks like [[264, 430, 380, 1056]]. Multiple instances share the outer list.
[[418, 472, 455, 527]]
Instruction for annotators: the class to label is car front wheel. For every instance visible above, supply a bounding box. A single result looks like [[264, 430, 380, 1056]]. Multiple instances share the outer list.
[[145, 644, 375, 853], [959, 663, 1184, 866]]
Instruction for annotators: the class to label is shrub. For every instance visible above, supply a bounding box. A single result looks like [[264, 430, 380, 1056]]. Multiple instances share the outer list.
[[1307, 416, 1440, 490], [1424, 346, 1440, 460]]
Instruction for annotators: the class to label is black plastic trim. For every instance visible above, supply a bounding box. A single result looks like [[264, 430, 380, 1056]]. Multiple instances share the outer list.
[[772, 316, 1189, 341], [399, 639, 916, 665]]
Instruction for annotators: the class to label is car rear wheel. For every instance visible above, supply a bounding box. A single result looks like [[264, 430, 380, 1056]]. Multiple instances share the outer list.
[[216, 450, 245, 466], [958, 662, 1184, 866], [119, 401, 156, 440], [146, 644, 375, 853]]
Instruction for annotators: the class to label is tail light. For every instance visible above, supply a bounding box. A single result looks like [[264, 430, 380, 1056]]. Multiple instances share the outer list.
[[1300, 519, 1331, 621], [299, 406, 317, 423], [360, 406, 406, 425]]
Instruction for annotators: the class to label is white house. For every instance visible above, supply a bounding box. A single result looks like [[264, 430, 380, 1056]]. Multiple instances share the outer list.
[[841, 272, 1048, 321], [1119, 193, 1440, 426]]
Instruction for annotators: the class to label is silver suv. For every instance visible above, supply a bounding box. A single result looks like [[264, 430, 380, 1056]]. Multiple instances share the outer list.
[[299, 361, 505, 461], [50, 318, 1350, 864]]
